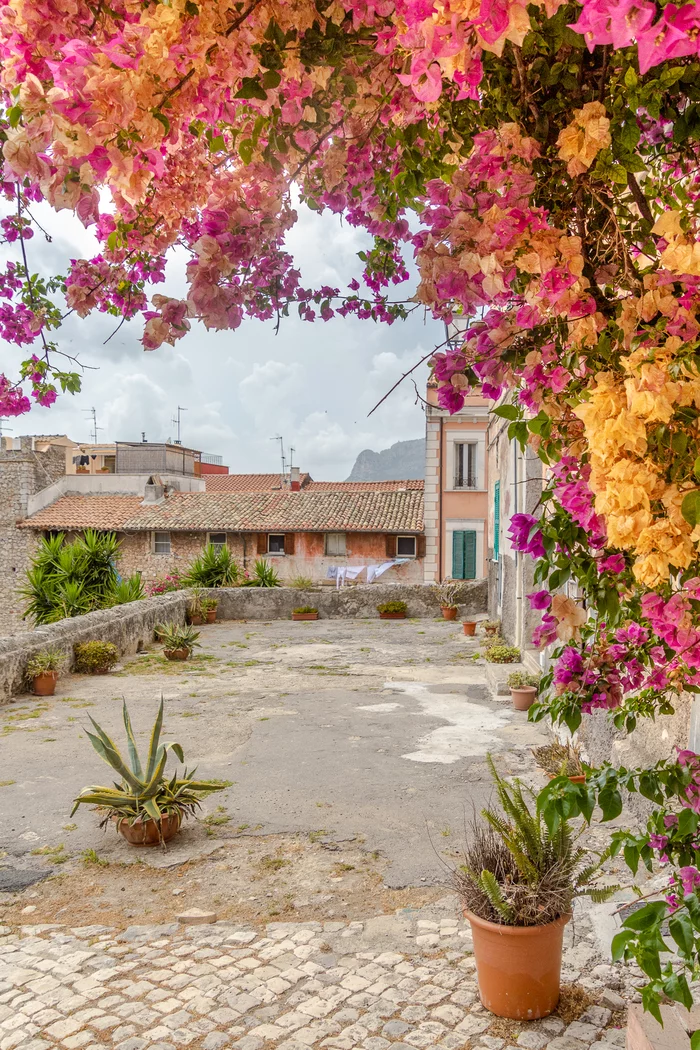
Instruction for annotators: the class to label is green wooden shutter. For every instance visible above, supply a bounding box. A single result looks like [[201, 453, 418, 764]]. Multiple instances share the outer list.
[[452, 530, 465, 580], [452, 530, 477, 580], [494, 481, 500, 563], [464, 530, 477, 580]]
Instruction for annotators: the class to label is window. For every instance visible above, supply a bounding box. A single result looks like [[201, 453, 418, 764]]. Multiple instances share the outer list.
[[153, 531, 171, 555], [268, 534, 286, 554], [454, 442, 478, 489], [325, 532, 346, 556], [396, 535, 417, 558], [208, 532, 227, 552], [452, 530, 477, 579]]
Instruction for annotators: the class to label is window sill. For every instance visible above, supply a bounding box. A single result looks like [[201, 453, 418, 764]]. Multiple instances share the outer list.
[[266, 552, 286, 557]]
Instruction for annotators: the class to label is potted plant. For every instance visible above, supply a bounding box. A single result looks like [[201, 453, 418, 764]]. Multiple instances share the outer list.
[[74, 641, 119, 675], [377, 600, 407, 620], [462, 620, 477, 636], [71, 700, 224, 845], [433, 579, 460, 620], [533, 741, 587, 784], [507, 670, 540, 711], [26, 648, 62, 696], [484, 643, 521, 663], [482, 619, 501, 637], [292, 605, 319, 621], [454, 757, 615, 1020], [202, 597, 218, 623], [186, 588, 206, 625], [155, 623, 201, 661]]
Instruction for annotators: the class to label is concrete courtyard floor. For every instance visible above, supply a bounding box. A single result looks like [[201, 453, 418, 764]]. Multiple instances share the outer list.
[[0, 620, 632, 1050]]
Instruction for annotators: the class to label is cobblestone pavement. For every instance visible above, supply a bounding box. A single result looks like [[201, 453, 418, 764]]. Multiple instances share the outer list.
[[0, 904, 629, 1050]]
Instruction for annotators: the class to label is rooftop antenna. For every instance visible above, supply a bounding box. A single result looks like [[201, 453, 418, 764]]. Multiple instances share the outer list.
[[172, 406, 187, 446], [83, 407, 102, 444], [271, 435, 286, 476], [141, 432, 147, 443], [0, 418, 13, 437], [289, 446, 295, 473]]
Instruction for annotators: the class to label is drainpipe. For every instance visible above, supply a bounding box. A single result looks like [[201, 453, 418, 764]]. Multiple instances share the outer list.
[[437, 416, 444, 581], [513, 440, 523, 648]]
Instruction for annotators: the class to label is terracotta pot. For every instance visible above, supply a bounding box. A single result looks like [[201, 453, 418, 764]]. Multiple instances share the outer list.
[[292, 612, 318, 621], [464, 908, 570, 1020], [484, 625, 499, 636], [379, 611, 406, 619], [510, 685, 537, 712], [116, 811, 182, 846], [441, 607, 458, 621], [462, 621, 477, 636], [32, 671, 58, 696], [188, 612, 203, 625], [548, 772, 586, 784], [206, 608, 217, 623], [164, 647, 190, 661]]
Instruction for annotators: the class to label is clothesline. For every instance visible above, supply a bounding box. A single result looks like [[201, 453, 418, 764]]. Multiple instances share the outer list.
[[326, 560, 410, 588]]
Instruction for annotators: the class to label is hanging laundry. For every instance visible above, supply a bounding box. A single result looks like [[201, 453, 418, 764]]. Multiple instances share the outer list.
[[345, 566, 364, 581], [336, 567, 347, 589], [326, 566, 338, 580]]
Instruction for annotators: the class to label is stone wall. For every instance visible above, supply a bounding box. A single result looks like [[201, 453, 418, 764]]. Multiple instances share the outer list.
[[0, 580, 487, 702], [0, 438, 66, 635]]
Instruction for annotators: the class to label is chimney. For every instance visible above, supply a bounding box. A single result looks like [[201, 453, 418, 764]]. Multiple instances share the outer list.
[[142, 473, 165, 505], [290, 466, 301, 492]]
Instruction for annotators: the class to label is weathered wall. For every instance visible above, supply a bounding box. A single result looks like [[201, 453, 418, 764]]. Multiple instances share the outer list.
[[0, 438, 66, 635], [0, 591, 188, 701], [0, 580, 487, 702]]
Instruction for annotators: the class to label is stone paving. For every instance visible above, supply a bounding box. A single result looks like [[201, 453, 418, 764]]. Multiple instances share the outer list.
[[0, 906, 629, 1050]]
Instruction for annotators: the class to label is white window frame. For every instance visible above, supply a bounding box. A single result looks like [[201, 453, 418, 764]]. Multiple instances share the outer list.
[[208, 532, 227, 551], [152, 530, 171, 555], [444, 519, 485, 580], [324, 532, 347, 556], [445, 431, 485, 491], [267, 533, 286, 555], [396, 535, 417, 558]]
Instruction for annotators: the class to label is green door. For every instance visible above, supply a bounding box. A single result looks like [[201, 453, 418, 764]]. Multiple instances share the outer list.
[[494, 481, 500, 563], [452, 530, 477, 580]]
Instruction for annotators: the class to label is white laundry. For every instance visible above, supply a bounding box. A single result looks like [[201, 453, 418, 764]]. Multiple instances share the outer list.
[[326, 565, 338, 580], [372, 560, 397, 580], [345, 566, 364, 581], [336, 566, 347, 589]]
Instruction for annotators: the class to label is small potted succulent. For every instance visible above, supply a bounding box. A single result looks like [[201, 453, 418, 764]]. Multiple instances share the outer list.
[[533, 741, 587, 784], [156, 623, 201, 661], [377, 600, 407, 620], [202, 596, 218, 624], [292, 605, 319, 621], [507, 670, 540, 711], [433, 579, 460, 620], [484, 643, 521, 664], [482, 618, 501, 638], [74, 641, 119, 675], [71, 700, 224, 846], [462, 620, 477, 636], [186, 588, 206, 625], [26, 648, 62, 696], [454, 757, 614, 1020]]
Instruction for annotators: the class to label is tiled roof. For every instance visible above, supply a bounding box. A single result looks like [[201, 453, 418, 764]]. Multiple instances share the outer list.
[[18, 495, 143, 531], [204, 473, 312, 492], [306, 480, 424, 492], [20, 489, 424, 534]]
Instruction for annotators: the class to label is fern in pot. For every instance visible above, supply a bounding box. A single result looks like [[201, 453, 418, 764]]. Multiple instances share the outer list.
[[453, 757, 615, 1020]]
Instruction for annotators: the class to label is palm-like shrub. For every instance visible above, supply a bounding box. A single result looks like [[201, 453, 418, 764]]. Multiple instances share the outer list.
[[21, 530, 143, 625], [242, 558, 281, 587], [71, 700, 223, 828], [155, 622, 201, 654], [454, 757, 615, 927], [182, 544, 240, 587]]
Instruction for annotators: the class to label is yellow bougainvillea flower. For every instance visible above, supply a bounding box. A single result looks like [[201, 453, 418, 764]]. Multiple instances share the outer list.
[[551, 594, 587, 642], [556, 101, 611, 177]]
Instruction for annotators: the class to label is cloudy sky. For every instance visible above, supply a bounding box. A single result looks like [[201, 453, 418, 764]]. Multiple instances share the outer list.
[[3, 202, 444, 480]]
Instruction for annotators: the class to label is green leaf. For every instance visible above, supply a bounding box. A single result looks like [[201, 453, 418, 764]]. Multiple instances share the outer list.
[[262, 69, 281, 89], [145, 700, 164, 781], [664, 971, 693, 1009], [669, 914, 695, 956], [236, 77, 267, 101], [122, 702, 143, 780], [681, 490, 700, 527], [691, 1030, 700, 1050], [491, 404, 518, 421], [622, 901, 667, 931], [152, 111, 170, 135], [611, 929, 635, 961]]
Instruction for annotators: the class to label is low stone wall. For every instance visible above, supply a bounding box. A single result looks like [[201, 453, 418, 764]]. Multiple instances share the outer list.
[[0, 592, 188, 702], [211, 579, 487, 621], [0, 580, 487, 702]]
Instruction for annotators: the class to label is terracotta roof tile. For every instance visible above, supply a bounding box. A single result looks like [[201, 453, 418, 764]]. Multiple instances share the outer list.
[[205, 473, 312, 492], [21, 489, 424, 534], [18, 495, 143, 531], [306, 480, 424, 492]]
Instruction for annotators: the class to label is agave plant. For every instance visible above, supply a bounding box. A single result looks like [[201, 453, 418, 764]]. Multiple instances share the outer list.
[[155, 622, 201, 654], [454, 756, 616, 927], [71, 700, 223, 829], [242, 558, 281, 588], [182, 544, 241, 588]]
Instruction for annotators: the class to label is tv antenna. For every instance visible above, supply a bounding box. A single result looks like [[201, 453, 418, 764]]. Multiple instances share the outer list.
[[83, 407, 102, 444], [172, 405, 187, 445], [271, 435, 286, 476], [289, 446, 295, 472], [0, 418, 13, 437]]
